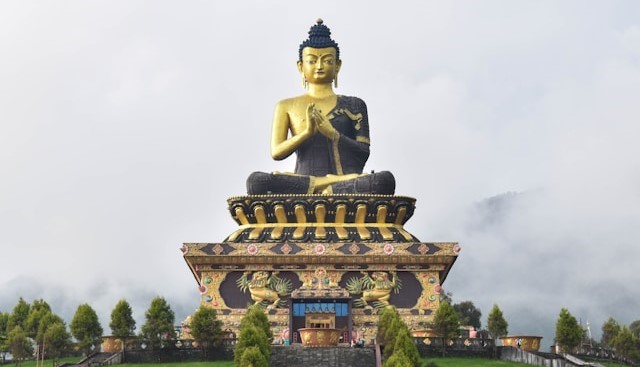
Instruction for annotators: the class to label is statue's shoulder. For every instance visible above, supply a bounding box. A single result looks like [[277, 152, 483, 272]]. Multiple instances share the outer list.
[[338, 95, 367, 111], [276, 95, 307, 106]]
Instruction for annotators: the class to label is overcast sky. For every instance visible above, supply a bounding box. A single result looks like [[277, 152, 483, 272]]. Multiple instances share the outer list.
[[1, 1, 639, 350]]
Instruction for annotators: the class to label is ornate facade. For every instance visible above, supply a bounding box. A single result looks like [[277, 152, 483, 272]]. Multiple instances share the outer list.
[[182, 194, 459, 344]]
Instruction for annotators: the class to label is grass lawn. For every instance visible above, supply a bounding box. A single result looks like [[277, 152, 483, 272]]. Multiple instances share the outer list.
[[7, 361, 234, 367], [7, 357, 80, 367], [423, 357, 534, 366], [118, 363, 235, 367]]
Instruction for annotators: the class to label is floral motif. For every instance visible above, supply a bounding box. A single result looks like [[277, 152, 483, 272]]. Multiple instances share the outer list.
[[247, 244, 258, 256], [281, 243, 292, 254], [349, 243, 360, 254], [418, 243, 428, 254], [383, 243, 395, 255], [314, 244, 326, 255]]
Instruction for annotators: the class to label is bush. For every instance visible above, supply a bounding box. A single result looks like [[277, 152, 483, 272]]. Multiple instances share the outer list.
[[239, 305, 272, 343], [383, 351, 413, 367], [234, 307, 272, 367], [376, 307, 422, 367], [238, 345, 268, 367], [393, 328, 420, 367]]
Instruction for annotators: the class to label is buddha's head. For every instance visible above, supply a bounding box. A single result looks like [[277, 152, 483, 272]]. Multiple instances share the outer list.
[[298, 19, 342, 86]]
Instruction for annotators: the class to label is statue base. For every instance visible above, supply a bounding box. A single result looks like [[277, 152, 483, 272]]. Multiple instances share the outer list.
[[181, 194, 459, 344]]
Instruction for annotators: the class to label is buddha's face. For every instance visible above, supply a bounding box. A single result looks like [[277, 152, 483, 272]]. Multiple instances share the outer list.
[[298, 47, 341, 85]]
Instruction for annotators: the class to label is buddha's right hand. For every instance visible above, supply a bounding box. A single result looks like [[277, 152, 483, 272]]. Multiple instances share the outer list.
[[304, 103, 317, 137]]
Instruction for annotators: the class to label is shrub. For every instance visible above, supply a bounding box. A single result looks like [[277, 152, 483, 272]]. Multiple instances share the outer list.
[[383, 350, 413, 367], [238, 345, 268, 367], [234, 322, 270, 366]]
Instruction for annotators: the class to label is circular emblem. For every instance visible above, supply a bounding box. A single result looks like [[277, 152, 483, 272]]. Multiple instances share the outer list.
[[383, 243, 395, 255], [247, 244, 258, 256], [204, 276, 212, 284], [434, 284, 442, 294], [199, 285, 208, 294], [180, 245, 189, 254], [314, 244, 326, 255], [453, 244, 461, 254]]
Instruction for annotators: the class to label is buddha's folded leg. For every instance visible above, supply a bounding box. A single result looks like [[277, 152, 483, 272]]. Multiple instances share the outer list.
[[329, 171, 395, 195], [246, 172, 312, 195]]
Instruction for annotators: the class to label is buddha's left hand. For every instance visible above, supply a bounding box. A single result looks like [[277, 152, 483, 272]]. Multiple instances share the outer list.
[[312, 108, 339, 140]]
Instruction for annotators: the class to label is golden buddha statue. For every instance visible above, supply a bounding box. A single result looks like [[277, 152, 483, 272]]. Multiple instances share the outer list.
[[247, 19, 395, 195]]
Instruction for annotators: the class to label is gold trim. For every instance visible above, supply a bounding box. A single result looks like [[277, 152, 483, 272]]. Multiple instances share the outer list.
[[227, 193, 417, 200], [335, 204, 349, 240], [377, 205, 393, 240], [235, 222, 407, 230], [293, 204, 307, 239], [315, 204, 327, 239], [270, 204, 287, 240], [249, 205, 266, 240], [395, 206, 406, 225], [355, 204, 370, 240], [235, 207, 250, 225]]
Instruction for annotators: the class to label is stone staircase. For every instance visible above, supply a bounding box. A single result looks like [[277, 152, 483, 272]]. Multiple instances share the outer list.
[[72, 352, 121, 367], [500, 347, 606, 367]]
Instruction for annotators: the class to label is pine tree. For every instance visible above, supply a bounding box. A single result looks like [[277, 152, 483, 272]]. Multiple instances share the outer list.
[[24, 299, 52, 338], [239, 305, 272, 343], [554, 308, 583, 353], [140, 297, 176, 350], [432, 302, 460, 357], [0, 312, 9, 363], [190, 305, 223, 358], [109, 299, 136, 354], [70, 304, 103, 356], [393, 328, 421, 367], [35, 313, 65, 345], [7, 326, 33, 366], [601, 317, 621, 348], [234, 305, 271, 367], [383, 351, 413, 367], [612, 326, 638, 361], [234, 324, 270, 367], [43, 322, 72, 366], [376, 307, 421, 366], [238, 345, 269, 367], [487, 304, 508, 356], [7, 298, 30, 331]]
